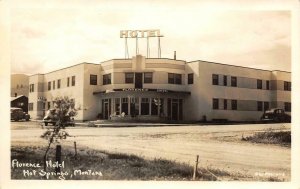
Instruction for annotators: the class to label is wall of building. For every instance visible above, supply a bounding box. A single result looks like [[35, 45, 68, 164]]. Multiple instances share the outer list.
[[184, 61, 291, 121], [11, 74, 29, 97]]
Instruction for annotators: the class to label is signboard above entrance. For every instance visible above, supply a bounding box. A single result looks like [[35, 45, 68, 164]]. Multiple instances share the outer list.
[[120, 29, 164, 38]]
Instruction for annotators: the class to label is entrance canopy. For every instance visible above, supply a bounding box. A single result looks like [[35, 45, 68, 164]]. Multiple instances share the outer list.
[[93, 88, 191, 95]]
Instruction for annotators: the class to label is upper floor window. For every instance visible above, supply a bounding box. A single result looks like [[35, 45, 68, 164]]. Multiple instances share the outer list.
[[284, 81, 291, 91], [29, 84, 34, 93], [48, 82, 51, 91], [188, 73, 193, 84], [90, 75, 97, 85], [212, 74, 219, 85], [257, 79, 262, 89], [223, 75, 227, 86], [53, 81, 55, 90], [231, 76, 237, 87], [266, 80, 270, 90], [72, 76, 75, 86], [67, 77, 70, 87], [103, 74, 111, 85], [144, 72, 153, 83], [168, 73, 182, 84], [57, 79, 61, 89], [125, 73, 134, 83]]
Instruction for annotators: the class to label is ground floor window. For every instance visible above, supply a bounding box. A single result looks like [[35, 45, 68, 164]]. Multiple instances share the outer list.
[[28, 103, 33, 111], [100, 96, 180, 120], [141, 98, 149, 115]]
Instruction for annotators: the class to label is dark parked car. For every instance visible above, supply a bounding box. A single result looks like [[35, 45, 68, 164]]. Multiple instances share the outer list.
[[11, 107, 30, 121], [261, 108, 291, 123]]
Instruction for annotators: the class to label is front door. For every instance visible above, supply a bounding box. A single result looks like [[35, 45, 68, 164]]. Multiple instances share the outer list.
[[135, 73, 143, 88]]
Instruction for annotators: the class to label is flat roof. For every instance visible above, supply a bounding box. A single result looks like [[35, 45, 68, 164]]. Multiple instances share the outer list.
[[188, 60, 291, 73]]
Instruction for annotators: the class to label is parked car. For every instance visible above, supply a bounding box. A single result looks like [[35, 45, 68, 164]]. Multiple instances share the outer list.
[[261, 108, 291, 123], [11, 107, 30, 121], [42, 109, 75, 127]]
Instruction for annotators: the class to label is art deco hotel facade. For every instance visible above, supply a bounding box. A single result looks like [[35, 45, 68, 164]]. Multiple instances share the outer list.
[[28, 53, 291, 122]]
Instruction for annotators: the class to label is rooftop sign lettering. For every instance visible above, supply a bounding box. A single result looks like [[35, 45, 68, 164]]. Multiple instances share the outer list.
[[120, 30, 163, 38]]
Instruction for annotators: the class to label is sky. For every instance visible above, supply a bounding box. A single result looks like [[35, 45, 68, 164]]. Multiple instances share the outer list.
[[10, 0, 292, 75]]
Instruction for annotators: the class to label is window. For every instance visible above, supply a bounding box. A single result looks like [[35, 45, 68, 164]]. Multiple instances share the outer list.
[[168, 73, 181, 84], [212, 74, 219, 85], [53, 81, 55, 90], [29, 84, 34, 93], [72, 76, 75, 86], [188, 73, 193, 84], [151, 98, 159, 115], [231, 76, 237, 87], [28, 103, 33, 111], [121, 98, 128, 115], [212, 98, 219, 110], [257, 101, 263, 111], [263, 102, 269, 111], [168, 73, 174, 84], [231, 100, 237, 110], [57, 79, 61, 89], [266, 80, 270, 90], [141, 98, 150, 115], [257, 79, 262, 89], [144, 72, 153, 83], [284, 81, 291, 91], [103, 74, 111, 85], [90, 75, 97, 85], [223, 75, 227, 86], [47, 102, 51, 109], [115, 98, 120, 115], [175, 74, 181, 84], [224, 99, 227, 110], [284, 102, 291, 112], [67, 77, 70, 87], [48, 82, 51, 91], [125, 73, 134, 83]]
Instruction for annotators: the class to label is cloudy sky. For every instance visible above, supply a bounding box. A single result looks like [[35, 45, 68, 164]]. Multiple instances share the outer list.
[[10, 0, 291, 75]]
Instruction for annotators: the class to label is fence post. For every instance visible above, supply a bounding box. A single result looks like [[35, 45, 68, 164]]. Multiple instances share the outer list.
[[55, 145, 62, 173], [74, 141, 77, 158], [193, 155, 199, 180]]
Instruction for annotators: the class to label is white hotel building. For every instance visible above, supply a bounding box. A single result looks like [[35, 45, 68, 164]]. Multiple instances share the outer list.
[[28, 54, 291, 122]]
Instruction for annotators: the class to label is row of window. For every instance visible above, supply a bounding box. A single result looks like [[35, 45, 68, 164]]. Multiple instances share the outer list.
[[90, 73, 194, 85], [28, 99, 75, 111], [212, 74, 237, 87], [48, 76, 75, 91], [213, 98, 237, 110], [212, 98, 291, 112], [212, 74, 291, 91]]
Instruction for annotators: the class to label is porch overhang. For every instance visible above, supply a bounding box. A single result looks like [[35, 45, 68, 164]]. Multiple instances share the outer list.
[[93, 88, 191, 95]]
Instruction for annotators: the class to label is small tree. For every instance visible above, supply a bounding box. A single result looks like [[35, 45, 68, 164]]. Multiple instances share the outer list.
[[40, 96, 78, 171]]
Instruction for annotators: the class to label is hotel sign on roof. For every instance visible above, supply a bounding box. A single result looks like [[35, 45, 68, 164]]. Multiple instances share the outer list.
[[120, 29, 163, 38]]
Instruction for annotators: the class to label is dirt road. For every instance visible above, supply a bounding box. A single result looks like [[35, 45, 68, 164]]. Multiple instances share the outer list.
[[11, 122, 290, 180]]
